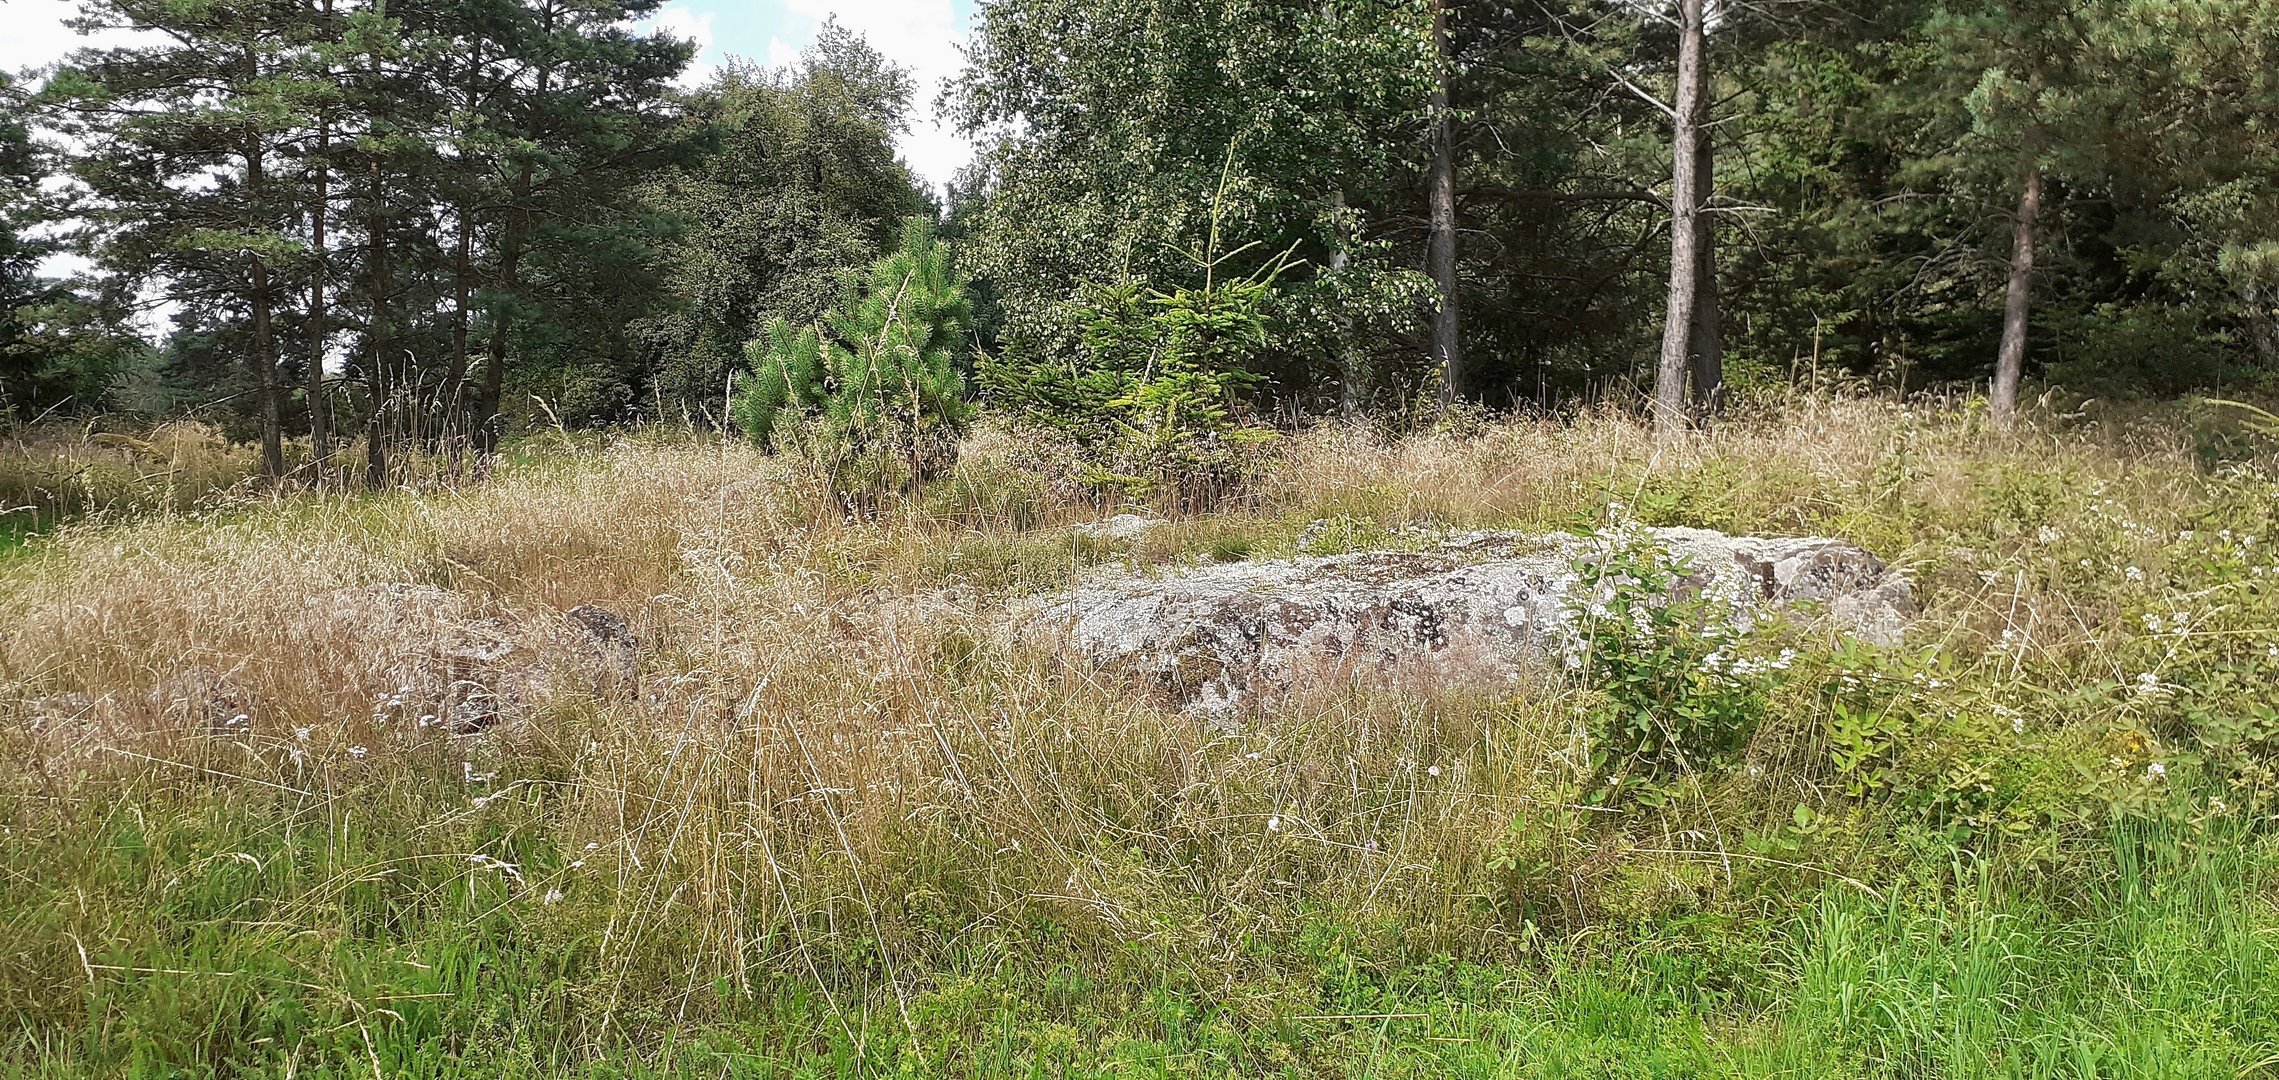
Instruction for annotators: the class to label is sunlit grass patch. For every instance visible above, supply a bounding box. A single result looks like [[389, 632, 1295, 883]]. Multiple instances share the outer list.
[[3, 395, 2278, 1075]]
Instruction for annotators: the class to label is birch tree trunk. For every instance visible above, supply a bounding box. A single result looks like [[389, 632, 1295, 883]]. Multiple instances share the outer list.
[[2243, 282, 2279, 369]]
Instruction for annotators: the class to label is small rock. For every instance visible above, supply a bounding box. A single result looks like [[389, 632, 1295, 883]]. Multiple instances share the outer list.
[[563, 604, 639, 689], [1074, 513, 1164, 541]]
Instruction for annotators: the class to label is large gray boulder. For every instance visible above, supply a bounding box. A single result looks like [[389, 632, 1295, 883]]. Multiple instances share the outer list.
[[1027, 526, 1912, 713]]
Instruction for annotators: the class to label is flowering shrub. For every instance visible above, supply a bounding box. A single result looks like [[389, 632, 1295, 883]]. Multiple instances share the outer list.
[[1566, 525, 1789, 805]]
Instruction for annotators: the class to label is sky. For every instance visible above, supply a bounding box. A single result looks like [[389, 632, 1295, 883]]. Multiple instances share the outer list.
[[0, 0, 983, 193]]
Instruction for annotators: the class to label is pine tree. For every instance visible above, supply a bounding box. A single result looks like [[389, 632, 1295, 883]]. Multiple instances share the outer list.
[[465, 0, 693, 451], [46, 0, 312, 475], [735, 217, 973, 491], [0, 70, 62, 416], [638, 29, 933, 412]]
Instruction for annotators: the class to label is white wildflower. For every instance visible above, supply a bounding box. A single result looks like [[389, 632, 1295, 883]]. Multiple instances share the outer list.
[[1267, 816, 1282, 833], [347, 745, 367, 759], [2145, 761, 2166, 780], [1427, 765, 1443, 778], [542, 889, 563, 905]]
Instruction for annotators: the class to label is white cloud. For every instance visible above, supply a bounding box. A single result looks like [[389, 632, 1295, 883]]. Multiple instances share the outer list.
[[764, 36, 800, 72], [644, 4, 720, 89], [1, 0, 151, 78]]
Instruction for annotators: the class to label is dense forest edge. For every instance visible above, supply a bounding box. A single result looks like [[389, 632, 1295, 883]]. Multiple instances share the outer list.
[[5, 0, 2279, 1076]]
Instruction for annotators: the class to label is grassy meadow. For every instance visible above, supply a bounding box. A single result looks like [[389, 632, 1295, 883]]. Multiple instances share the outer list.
[[3, 396, 2278, 1077]]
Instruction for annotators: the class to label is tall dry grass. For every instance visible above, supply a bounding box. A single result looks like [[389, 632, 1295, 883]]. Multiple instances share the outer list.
[[1, 395, 2273, 1071]]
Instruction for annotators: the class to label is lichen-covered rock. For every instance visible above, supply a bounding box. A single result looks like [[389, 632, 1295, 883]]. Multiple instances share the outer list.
[[562, 603, 640, 691], [1026, 526, 1912, 713], [1073, 513, 1165, 541]]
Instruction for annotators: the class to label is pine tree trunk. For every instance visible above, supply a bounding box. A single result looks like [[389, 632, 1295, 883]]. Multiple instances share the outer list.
[[1991, 168, 2040, 429], [2244, 283, 2279, 369], [243, 121, 284, 480], [1688, 127, 1723, 421], [477, 17, 553, 458], [1427, 0, 1463, 409], [1652, 0, 1707, 438], [306, 0, 334, 481], [449, 198, 474, 454], [308, 113, 331, 479], [250, 256, 284, 479], [479, 204, 523, 456], [365, 161, 389, 490]]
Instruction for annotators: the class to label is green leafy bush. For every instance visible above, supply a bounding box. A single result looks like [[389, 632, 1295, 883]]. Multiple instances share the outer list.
[[1566, 528, 1779, 805]]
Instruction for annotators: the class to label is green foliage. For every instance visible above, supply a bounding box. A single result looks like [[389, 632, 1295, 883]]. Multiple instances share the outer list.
[[1567, 528, 1777, 804], [734, 217, 973, 492], [950, 0, 1437, 402], [978, 161, 1291, 508], [640, 34, 933, 410]]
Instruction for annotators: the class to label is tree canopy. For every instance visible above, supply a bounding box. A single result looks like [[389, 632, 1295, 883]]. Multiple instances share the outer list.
[[8, 0, 2279, 471]]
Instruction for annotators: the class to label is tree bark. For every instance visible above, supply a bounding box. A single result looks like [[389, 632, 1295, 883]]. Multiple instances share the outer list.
[[308, 112, 331, 478], [1990, 168, 2040, 429], [1688, 127, 1723, 421], [365, 159, 390, 490], [1651, 0, 1707, 438], [249, 255, 284, 479], [1329, 188, 1362, 421], [235, 40, 283, 479], [306, 0, 334, 481], [1427, 0, 1463, 410], [479, 203, 523, 455], [449, 198, 474, 449], [477, 11, 553, 457], [243, 119, 284, 480], [2244, 282, 2279, 369]]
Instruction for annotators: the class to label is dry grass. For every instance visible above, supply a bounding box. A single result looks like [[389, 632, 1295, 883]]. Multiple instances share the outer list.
[[0, 421, 270, 542], [2, 395, 2275, 1073]]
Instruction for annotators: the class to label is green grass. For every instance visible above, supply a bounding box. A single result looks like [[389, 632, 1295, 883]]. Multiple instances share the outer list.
[[6, 399, 2279, 1076], [4, 774, 2269, 1077]]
